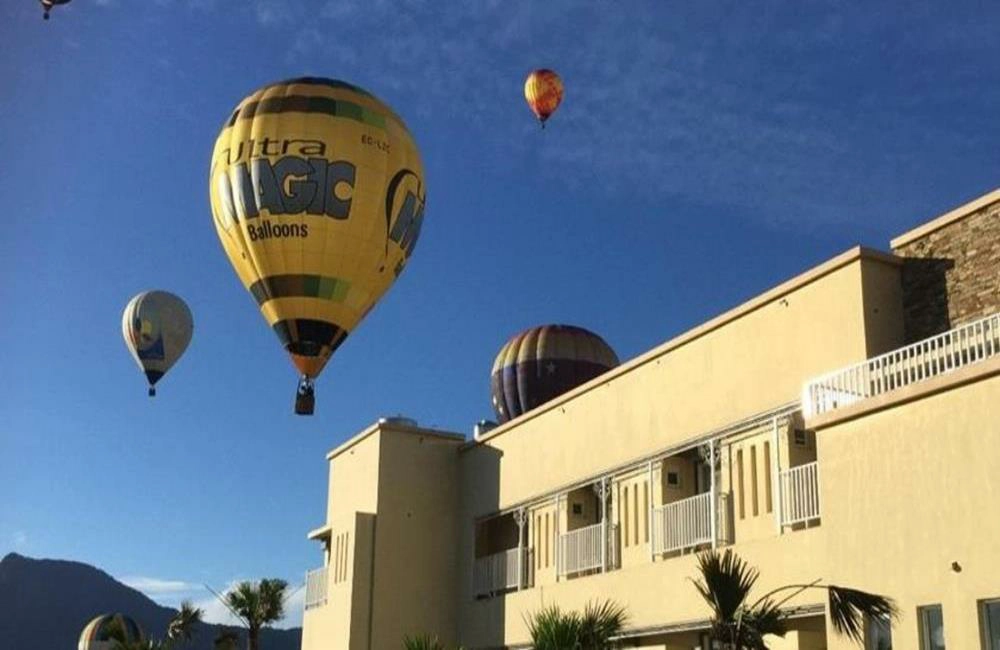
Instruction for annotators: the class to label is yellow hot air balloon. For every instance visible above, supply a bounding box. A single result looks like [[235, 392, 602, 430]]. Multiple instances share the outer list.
[[122, 291, 193, 396], [209, 77, 426, 415], [524, 69, 564, 127]]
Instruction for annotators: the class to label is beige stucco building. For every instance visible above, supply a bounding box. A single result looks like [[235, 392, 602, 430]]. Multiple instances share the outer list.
[[300, 189, 1000, 650]]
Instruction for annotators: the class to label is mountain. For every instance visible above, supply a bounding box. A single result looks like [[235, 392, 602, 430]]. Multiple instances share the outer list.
[[0, 553, 301, 650]]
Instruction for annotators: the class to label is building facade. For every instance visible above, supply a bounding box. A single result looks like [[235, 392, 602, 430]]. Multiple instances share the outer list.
[[301, 189, 1000, 650]]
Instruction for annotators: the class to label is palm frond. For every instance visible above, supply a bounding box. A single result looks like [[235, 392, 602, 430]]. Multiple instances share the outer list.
[[740, 599, 788, 649], [827, 586, 898, 643], [693, 549, 759, 623], [225, 579, 288, 630], [578, 599, 628, 649], [167, 600, 203, 643], [402, 633, 447, 650], [525, 605, 582, 650], [258, 578, 289, 626]]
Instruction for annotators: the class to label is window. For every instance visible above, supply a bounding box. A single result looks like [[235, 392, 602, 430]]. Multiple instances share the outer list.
[[551, 513, 557, 565], [544, 514, 549, 567], [750, 445, 759, 516], [666, 471, 681, 488], [918, 605, 945, 650], [633, 485, 639, 546], [982, 599, 1000, 649], [643, 483, 649, 543], [794, 429, 808, 446], [865, 615, 892, 650], [737, 449, 745, 519], [763, 441, 773, 513], [623, 486, 630, 547], [535, 515, 541, 569], [572, 502, 583, 515]]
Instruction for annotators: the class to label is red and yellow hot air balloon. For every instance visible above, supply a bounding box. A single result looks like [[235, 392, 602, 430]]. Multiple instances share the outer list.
[[524, 69, 564, 127], [209, 77, 425, 415]]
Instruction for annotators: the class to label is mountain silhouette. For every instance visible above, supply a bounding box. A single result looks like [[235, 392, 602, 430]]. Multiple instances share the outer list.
[[0, 553, 301, 650]]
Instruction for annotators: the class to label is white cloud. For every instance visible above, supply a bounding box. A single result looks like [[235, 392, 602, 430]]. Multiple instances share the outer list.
[[120, 575, 202, 595], [94, 1, 996, 228]]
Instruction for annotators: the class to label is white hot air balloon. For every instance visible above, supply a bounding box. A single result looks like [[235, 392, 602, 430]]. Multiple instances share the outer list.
[[121, 291, 193, 396]]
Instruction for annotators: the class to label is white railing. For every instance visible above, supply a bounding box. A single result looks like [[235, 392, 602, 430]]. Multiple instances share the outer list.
[[557, 522, 618, 577], [780, 461, 820, 526], [473, 547, 528, 597], [651, 492, 732, 554], [652, 492, 712, 554], [304, 566, 328, 610], [803, 312, 1000, 417]]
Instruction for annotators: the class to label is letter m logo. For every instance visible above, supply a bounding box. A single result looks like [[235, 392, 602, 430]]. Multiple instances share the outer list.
[[385, 169, 426, 262]]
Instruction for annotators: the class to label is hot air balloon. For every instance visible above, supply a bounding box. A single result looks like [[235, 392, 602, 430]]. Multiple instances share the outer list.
[[122, 291, 193, 397], [40, 0, 71, 20], [209, 77, 426, 415], [79, 613, 144, 650], [490, 324, 619, 423], [524, 69, 564, 127]]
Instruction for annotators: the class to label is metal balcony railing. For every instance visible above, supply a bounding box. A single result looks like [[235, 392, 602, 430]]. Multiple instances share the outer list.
[[473, 547, 530, 597], [780, 461, 820, 526], [803, 312, 1000, 417], [652, 492, 710, 554], [557, 522, 618, 577], [304, 566, 328, 610]]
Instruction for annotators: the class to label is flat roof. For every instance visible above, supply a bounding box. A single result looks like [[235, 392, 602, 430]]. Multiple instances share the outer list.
[[891, 187, 1000, 249], [463, 245, 899, 450], [326, 419, 465, 461]]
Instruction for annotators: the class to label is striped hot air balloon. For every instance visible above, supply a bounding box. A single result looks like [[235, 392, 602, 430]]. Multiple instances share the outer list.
[[490, 325, 619, 423], [78, 613, 144, 650], [523, 69, 564, 127]]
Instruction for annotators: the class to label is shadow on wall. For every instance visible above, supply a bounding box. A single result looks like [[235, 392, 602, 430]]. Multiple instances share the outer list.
[[459, 442, 506, 649], [900, 256, 954, 342]]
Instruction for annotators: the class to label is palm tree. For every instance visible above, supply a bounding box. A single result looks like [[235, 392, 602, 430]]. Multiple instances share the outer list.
[[167, 601, 203, 647], [526, 599, 628, 650], [578, 600, 628, 650], [225, 578, 289, 650], [526, 605, 582, 650], [692, 549, 897, 650]]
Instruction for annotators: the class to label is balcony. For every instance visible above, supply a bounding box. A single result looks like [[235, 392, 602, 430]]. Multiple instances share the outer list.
[[779, 461, 820, 527], [803, 312, 1000, 417], [473, 547, 531, 598], [304, 566, 328, 610], [557, 522, 619, 578], [652, 492, 732, 555]]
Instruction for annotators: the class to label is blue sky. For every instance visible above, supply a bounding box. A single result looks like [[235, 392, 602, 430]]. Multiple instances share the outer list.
[[1, 0, 997, 628]]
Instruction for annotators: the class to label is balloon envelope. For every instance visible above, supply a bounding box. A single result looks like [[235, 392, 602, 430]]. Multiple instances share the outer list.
[[78, 613, 143, 650], [40, 0, 71, 19], [122, 290, 193, 394], [490, 324, 619, 423], [524, 69, 564, 124], [208, 77, 425, 386]]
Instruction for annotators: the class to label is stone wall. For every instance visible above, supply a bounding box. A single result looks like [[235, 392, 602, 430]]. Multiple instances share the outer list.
[[892, 196, 1000, 342]]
